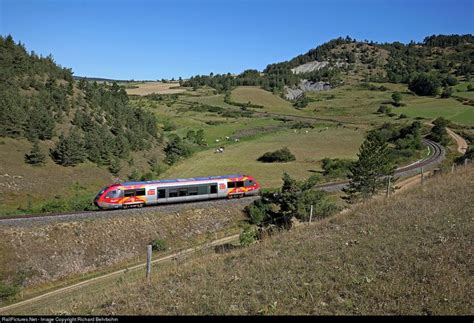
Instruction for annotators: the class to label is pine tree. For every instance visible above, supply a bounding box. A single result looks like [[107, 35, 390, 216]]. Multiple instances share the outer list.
[[108, 158, 122, 176], [50, 129, 86, 166], [24, 140, 46, 166], [343, 131, 395, 203]]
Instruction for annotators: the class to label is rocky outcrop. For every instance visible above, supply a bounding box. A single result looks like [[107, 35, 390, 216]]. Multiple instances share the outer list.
[[284, 80, 331, 100]]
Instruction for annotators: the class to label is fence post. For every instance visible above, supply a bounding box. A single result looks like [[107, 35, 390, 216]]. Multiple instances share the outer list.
[[386, 176, 391, 198], [465, 158, 469, 166], [146, 244, 152, 282], [421, 167, 424, 184], [309, 205, 313, 224], [451, 163, 455, 174]]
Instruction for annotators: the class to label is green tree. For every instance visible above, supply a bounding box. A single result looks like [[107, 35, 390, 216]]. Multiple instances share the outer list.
[[391, 92, 402, 106], [429, 117, 450, 145], [408, 73, 441, 96], [440, 86, 452, 98], [108, 158, 122, 176], [50, 129, 86, 166], [343, 131, 396, 203], [24, 140, 46, 166]]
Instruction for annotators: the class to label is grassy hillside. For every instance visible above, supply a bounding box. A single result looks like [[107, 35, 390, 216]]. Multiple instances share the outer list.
[[7, 165, 472, 315], [161, 126, 365, 188]]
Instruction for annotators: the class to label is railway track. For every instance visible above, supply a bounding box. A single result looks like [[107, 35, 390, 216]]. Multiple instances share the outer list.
[[0, 139, 444, 224], [315, 138, 445, 192]]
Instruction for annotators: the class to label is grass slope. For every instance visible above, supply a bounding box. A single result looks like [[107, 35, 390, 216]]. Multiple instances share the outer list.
[[8, 165, 473, 315], [160, 126, 365, 188]]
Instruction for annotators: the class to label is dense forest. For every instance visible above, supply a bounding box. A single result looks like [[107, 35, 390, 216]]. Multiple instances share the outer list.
[[0, 35, 159, 167], [183, 34, 474, 94]]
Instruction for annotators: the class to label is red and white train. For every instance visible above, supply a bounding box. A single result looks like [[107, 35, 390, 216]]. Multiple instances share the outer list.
[[94, 174, 260, 210]]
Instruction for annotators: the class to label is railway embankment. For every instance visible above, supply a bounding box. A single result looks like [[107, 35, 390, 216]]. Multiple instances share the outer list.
[[0, 198, 254, 289]]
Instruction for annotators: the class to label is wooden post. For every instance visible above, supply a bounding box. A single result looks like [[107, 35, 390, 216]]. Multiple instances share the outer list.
[[421, 167, 424, 184], [309, 205, 313, 224], [386, 176, 391, 198], [451, 163, 455, 174], [465, 158, 468, 166], [146, 244, 152, 282]]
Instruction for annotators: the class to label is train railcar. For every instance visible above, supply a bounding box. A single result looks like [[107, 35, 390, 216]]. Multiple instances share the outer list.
[[94, 174, 260, 210]]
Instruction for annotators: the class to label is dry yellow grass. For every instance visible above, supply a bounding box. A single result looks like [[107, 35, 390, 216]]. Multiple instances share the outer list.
[[7, 165, 473, 315], [125, 82, 185, 96]]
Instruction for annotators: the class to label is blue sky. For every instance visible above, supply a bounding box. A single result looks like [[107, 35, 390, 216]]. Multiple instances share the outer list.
[[1, 0, 473, 80]]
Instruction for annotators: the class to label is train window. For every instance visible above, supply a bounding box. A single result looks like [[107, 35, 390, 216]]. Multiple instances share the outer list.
[[105, 190, 117, 198], [169, 189, 178, 198], [179, 188, 188, 196], [188, 187, 198, 196], [227, 182, 236, 188], [210, 184, 218, 194], [124, 190, 135, 197], [135, 188, 146, 196], [198, 185, 208, 195], [245, 180, 253, 186], [158, 189, 166, 199], [236, 181, 244, 188]]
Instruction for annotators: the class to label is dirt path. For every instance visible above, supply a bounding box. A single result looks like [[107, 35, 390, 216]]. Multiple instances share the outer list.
[[447, 127, 468, 154]]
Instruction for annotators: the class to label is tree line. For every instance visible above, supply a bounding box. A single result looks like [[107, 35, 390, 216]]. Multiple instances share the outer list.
[[1, 35, 160, 169]]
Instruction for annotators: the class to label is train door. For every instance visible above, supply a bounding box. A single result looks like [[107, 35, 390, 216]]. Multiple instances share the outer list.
[[157, 188, 167, 203]]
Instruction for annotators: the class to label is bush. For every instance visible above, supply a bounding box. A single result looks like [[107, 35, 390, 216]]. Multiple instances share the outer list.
[[0, 282, 18, 300], [257, 147, 296, 163], [408, 73, 441, 96], [441, 86, 453, 98], [290, 121, 314, 129], [245, 200, 268, 225], [239, 226, 258, 247], [150, 239, 167, 251], [399, 114, 408, 119], [321, 158, 354, 178], [41, 196, 69, 213], [377, 105, 391, 114], [387, 112, 397, 117]]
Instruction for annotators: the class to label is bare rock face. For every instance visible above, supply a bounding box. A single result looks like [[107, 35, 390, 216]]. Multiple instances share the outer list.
[[291, 61, 330, 74], [284, 80, 331, 100]]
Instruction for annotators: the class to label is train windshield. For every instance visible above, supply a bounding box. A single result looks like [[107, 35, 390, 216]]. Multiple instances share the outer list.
[[94, 187, 108, 200]]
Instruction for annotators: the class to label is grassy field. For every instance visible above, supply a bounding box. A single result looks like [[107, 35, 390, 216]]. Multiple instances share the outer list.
[[7, 164, 472, 315], [125, 82, 185, 95], [396, 96, 474, 125], [160, 126, 365, 189]]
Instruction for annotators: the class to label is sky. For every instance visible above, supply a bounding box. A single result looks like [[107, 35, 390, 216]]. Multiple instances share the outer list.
[[1, 0, 473, 80]]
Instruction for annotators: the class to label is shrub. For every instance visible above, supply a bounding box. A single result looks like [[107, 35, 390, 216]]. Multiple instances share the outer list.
[[257, 147, 296, 163], [290, 121, 314, 129], [399, 114, 408, 119], [239, 226, 258, 247], [467, 84, 474, 92], [387, 112, 397, 117], [441, 86, 453, 98], [408, 72, 441, 96], [41, 196, 68, 213], [150, 239, 167, 251], [321, 158, 354, 178], [0, 282, 18, 300], [245, 200, 268, 225], [377, 105, 391, 114]]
